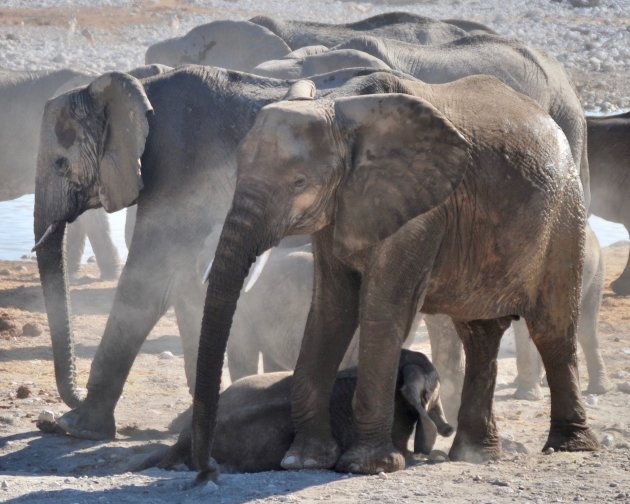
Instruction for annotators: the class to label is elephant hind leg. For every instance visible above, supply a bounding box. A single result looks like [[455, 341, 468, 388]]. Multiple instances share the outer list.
[[65, 218, 87, 279], [449, 317, 510, 463], [579, 257, 611, 395], [512, 318, 544, 401], [84, 208, 121, 280]]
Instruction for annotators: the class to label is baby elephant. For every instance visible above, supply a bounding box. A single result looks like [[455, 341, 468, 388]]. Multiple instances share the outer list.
[[136, 349, 452, 474]]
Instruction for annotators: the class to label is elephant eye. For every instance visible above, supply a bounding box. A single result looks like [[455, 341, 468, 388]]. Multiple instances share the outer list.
[[293, 174, 307, 191], [54, 157, 70, 175]]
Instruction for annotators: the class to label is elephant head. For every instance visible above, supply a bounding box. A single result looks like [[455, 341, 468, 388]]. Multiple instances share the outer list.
[[34, 71, 152, 407], [144, 20, 291, 72], [192, 79, 471, 478]]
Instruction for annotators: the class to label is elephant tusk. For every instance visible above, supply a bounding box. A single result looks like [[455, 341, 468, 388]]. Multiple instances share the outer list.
[[32, 222, 61, 252], [202, 259, 214, 284], [244, 248, 272, 293]]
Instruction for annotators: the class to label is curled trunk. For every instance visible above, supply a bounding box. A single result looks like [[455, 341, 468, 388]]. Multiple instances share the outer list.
[[192, 190, 272, 481]]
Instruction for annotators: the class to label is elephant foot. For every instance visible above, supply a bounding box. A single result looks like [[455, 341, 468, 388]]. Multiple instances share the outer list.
[[513, 384, 544, 401], [449, 433, 501, 463], [611, 277, 630, 296], [99, 266, 121, 281], [281, 433, 340, 470], [335, 442, 405, 474], [586, 376, 613, 395], [544, 423, 599, 453], [56, 405, 116, 440]]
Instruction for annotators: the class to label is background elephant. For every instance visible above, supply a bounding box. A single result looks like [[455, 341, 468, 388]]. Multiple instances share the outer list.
[[145, 13, 474, 71], [193, 73, 596, 479], [32, 66, 414, 440], [253, 34, 589, 207], [513, 224, 610, 399], [0, 68, 120, 279], [587, 111, 630, 295], [134, 350, 453, 474]]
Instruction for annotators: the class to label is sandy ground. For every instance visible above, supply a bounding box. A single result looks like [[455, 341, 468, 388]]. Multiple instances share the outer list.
[[0, 244, 629, 503], [1, 1, 630, 502]]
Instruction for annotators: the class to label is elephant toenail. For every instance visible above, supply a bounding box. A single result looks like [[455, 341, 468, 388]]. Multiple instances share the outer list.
[[304, 458, 318, 468], [283, 455, 297, 466]]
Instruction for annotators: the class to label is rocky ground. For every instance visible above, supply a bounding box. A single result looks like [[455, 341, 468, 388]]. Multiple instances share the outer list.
[[0, 0, 629, 502]]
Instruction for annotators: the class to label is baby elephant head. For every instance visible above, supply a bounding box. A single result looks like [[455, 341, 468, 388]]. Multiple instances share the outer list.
[[398, 349, 454, 455]]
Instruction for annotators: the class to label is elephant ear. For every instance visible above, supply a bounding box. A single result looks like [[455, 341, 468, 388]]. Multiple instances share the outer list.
[[332, 93, 472, 258], [88, 72, 153, 212]]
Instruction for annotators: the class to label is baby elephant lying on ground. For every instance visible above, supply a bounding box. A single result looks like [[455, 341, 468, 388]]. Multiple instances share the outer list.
[[134, 350, 452, 473]]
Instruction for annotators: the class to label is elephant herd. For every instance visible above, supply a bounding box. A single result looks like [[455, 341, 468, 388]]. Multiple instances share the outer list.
[[4, 11, 627, 480]]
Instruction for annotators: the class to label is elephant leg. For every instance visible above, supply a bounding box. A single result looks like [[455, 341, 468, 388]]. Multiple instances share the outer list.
[[173, 288, 204, 395], [84, 208, 121, 280], [282, 229, 360, 471], [513, 318, 544, 400], [449, 318, 509, 462], [425, 313, 464, 427], [579, 267, 611, 395], [610, 224, 630, 295], [262, 354, 285, 373], [227, 331, 260, 382], [65, 218, 87, 279], [56, 243, 176, 440]]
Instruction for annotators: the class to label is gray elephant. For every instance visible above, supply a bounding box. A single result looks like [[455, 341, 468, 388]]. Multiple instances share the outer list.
[[134, 350, 452, 473], [144, 13, 472, 70], [193, 73, 597, 480], [587, 111, 630, 295], [252, 34, 589, 208], [32, 65, 417, 439], [0, 68, 119, 279], [513, 224, 610, 399]]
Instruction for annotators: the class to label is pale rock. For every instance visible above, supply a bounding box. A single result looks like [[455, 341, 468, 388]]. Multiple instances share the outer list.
[[159, 351, 175, 360]]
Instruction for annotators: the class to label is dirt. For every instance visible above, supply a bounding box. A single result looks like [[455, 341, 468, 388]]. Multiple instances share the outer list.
[[0, 245, 629, 503]]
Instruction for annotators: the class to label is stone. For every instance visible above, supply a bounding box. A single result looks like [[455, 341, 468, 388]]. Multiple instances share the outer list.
[[159, 351, 175, 360], [16, 384, 31, 399], [601, 433, 615, 448], [0, 316, 16, 332], [22, 323, 43, 337], [585, 395, 598, 407]]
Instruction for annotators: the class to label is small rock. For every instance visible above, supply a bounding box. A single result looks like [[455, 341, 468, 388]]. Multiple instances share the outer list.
[[22, 323, 43, 337], [612, 370, 628, 379], [617, 382, 630, 394], [585, 395, 598, 407], [0, 269, 10, 276], [601, 434, 615, 448], [610, 482, 619, 488], [492, 479, 510, 487], [378, 472, 387, 480], [16, 384, 31, 399], [81, 28, 94, 44], [1, 480, 8, 490], [159, 351, 174, 360], [622, 348, 630, 355], [544, 447, 555, 455], [473, 475, 483, 482]]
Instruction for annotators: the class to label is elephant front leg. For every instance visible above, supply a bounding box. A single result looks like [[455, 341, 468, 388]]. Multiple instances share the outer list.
[[282, 231, 360, 471], [56, 256, 173, 440], [449, 318, 510, 463]]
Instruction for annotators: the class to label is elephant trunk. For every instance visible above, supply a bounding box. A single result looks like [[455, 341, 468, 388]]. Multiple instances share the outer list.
[[34, 212, 82, 408], [192, 188, 274, 481]]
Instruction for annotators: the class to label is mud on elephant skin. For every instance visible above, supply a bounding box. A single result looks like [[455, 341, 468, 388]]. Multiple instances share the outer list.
[[587, 110, 630, 295], [32, 66, 421, 441], [134, 350, 452, 475], [193, 73, 598, 479]]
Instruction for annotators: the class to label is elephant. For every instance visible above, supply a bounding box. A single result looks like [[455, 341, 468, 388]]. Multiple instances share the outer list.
[[587, 111, 630, 295], [0, 64, 168, 278], [144, 13, 473, 70], [133, 349, 452, 473], [32, 65, 416, 440], [192, 73, 598, 481], [513, 224, 610, 399], [0, 68, 119, 279], [250, 34, 590, 208]]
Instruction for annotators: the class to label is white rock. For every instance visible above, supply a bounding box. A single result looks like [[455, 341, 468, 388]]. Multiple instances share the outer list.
[[38, 410, 57, 423], [585, 395, 598, 407], [159, 351, 175, 360], [601, 433, 615, 448]]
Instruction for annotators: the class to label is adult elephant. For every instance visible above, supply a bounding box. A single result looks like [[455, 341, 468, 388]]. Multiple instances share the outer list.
[[144, 13, 470, 69], [32, 65, 413, 438], [253, 34, 590, 208], [587, 111, 630, 295], [0, 68, 119, 279], [192, 73, 597, 480]]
